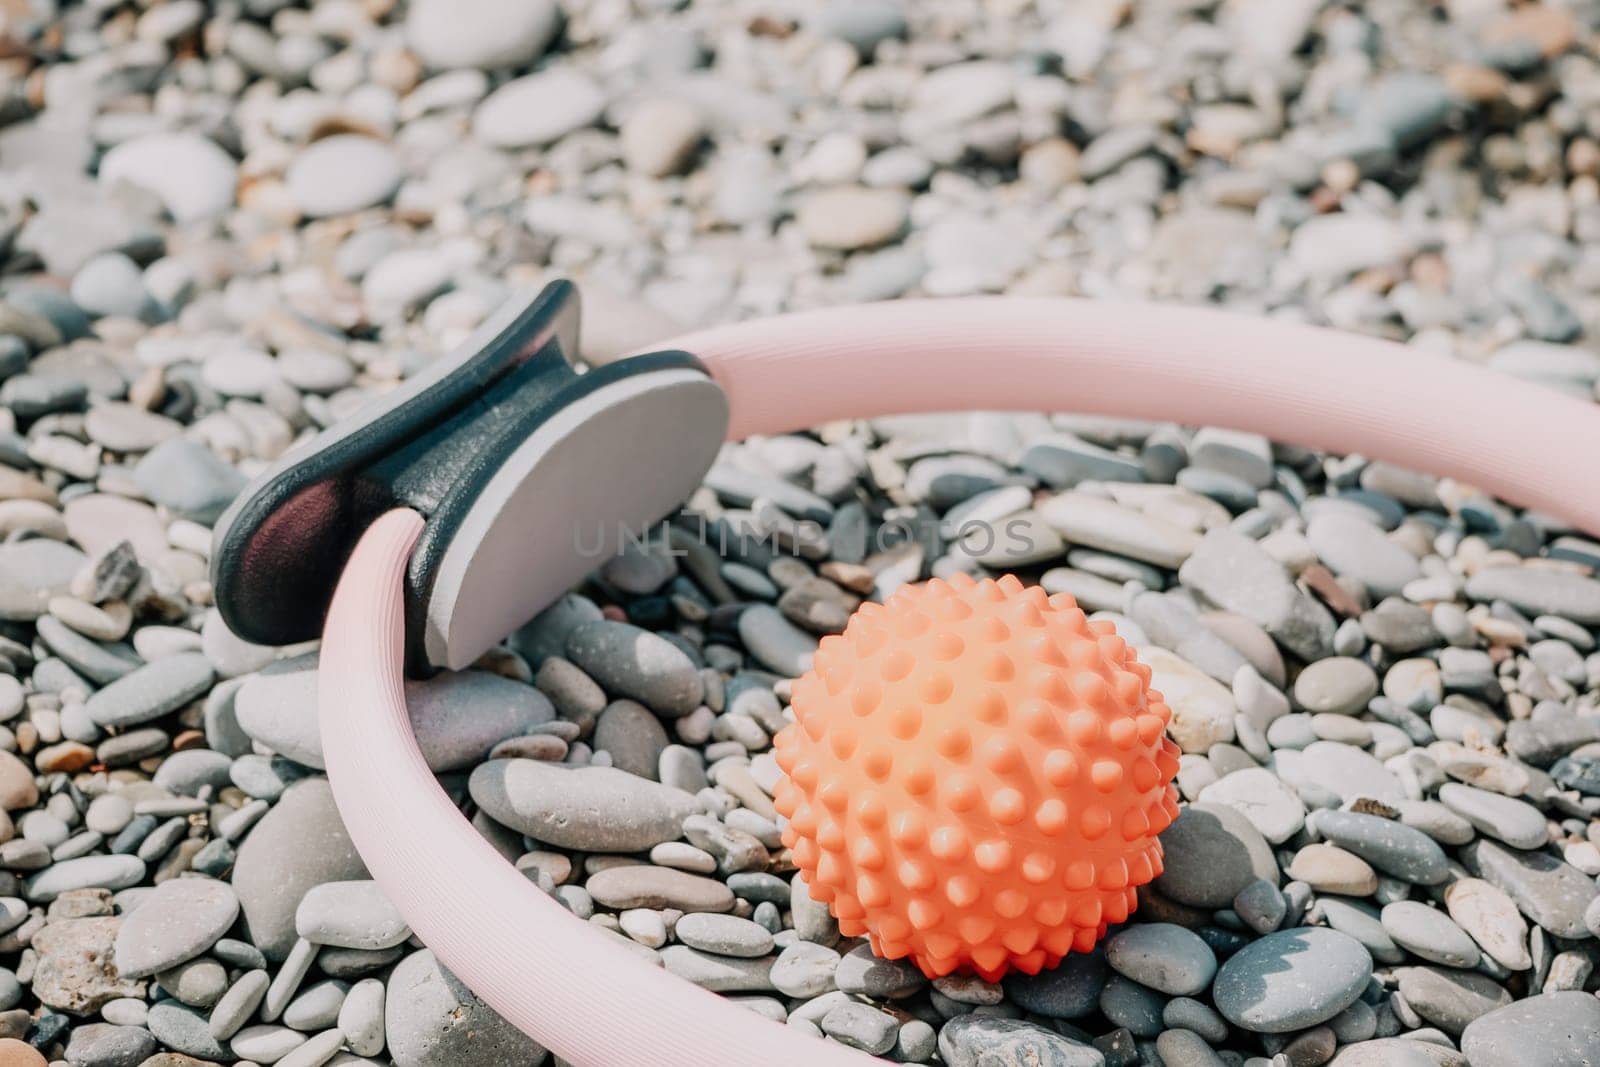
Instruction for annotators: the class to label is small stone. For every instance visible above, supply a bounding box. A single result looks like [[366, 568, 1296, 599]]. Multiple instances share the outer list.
[[1294, 657, 1379, 714], [1396, 966, 1512, 1037], [385, 949, 544, 1066], [585, 865, 734, 913], [286, 136, 402, 218], [1212, 927, 1372, 1033], [474, 69, 606, 148], [470, 760, 697, 851], [98, 133, 237, 222], [565, 621, 702, 716], [938, 1015, 1104, 1067], [113, 877, 238, 978], [673, 912, 773, 958], [1105, 923, 1218, 996], [407, 0, 559, 70], [795, 187, 909, 251], [294, 880, 410, 950]]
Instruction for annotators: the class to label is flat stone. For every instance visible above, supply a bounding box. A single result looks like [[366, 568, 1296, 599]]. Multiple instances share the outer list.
[[0, 538, 85, 621], [1309, 810, 1449, 884], [1154, 802, 1278, 909], [470, 760, 696, 852], [406, 0, 558, 69], [1464, 839, 1598, 940], [1460, 991, 1600, 1067], [1212, 927, 1372, 1033], [1308, 512, 1422, 597], [1038, 492, 1200, 568], [938, 1015, 1105, 1067], [767, 941, 841, 997], [585, 865, 734, 912], [84, 652, 214, 728], [1105, 923, 1217, 996], [565, 620, 703, 716], [146, 1002, 228, 1061], [236, 654, 552, 771], [231, 778, 368, 961], [1439, 783, 1549, 850], [1002, 949, 1108, 1018], [1273, 741, 1404, 803], [659, 945, 773, 993], [63, 1022, 156, 1067], [1396, 966, 1511, 1037], [474, 69, 607, 148], [295, 880, 410, 950], [833, 942, 926, 998], [736, 605, 819, 677], [1180, 530, 1335, 660], [1138, 647, 1237, 753], [1294, 657, 1379, 714], [1287, 843, 1378, 896], [1465, 566, 1600, 625], [673, 912, 773, 958], [1444, 878, 1530, 970], [98, 133, 237, 222], [285, 136, 402, 218], [1381, 901, 1480, 967], [131, 439, 246, 525], [1198, 767, 1305, 844], [113, 877, 238, 978], [25, 855, 146, 902], [386, 948, 544, 1066], [795, 186, 909, 251]]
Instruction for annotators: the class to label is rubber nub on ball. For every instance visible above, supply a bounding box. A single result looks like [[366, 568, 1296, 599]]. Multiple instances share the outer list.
[[774, 572, 1181, 981]]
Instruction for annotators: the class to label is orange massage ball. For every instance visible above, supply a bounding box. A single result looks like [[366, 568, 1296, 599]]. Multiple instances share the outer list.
[[773, 572, 1182, 981]]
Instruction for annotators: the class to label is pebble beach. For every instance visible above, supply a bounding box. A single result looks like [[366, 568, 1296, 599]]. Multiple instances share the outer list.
[[1, 1, 1600, 1066]]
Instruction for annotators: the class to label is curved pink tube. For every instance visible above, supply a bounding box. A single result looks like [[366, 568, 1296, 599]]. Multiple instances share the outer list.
[[321, 299, 1600, 1067]]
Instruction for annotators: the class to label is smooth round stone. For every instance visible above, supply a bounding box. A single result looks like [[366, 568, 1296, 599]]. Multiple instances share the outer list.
[[938, 1015, 1104, 1067], [131, 439, 247, 524], [1381, 901, 1480, 967], [283, 978, 348, 1030], [736, 605, 819, 677], [84, 651, 214, 728], [1288, 843, 1378, 896], [339, 977, 385, 1057], [1197, 767, 1306, 844], [231, 1023, 307, 1062], [65, 1022, 157, 1066], [768, 941, 841, 997], [619, 99, 705, 178], [84, 402, 182, 454], [24, 854, 146, 901], [674, 912, 774, 958], [71, 253, 151, 320], [1154, 802, 1279, 908], [295, 880, 410, 950], [1463, 839, 1598, 940], [113, 876, 238, 978], [1397, 966, 1512, 1036], [565, 620, 702, 716], [237, 654, 553, 771], [474, 68, 606, 148], [0, 538, 86, 621], [795, 186, 909, 251], [277, 348, 355, 394], [158, 957, 228, 1008], [1460, 991, 1600, 1067], [1212, 928, 1373, 1033], [147, 1001, 230, 1060], [821, 1001, 899, 1055], [1464, 567, 1600, 625], [232, 778, 369, 961], [286, 136, 403, 218], [1105, 923, 1217, 996], [470, 760, 696, 852], [592, 700, 669, 780], [98, 132, 238, 221], [1444, 878, 1530, 971], [1274, 741, 1404, 803], [1002, 949, 1108, 1018], [1309, 809, 1450, 884], [407, 0, 559, 70], [1294, 657, 1379, 715], [386, 949, 544, 1066], [1384, 658, 1443, 711], [834, 942, 925, 998], [1307, 513, 1422, 597], [1325, 1039, 1466, 1066], [586, 865, 733, 913], [660, 946, 774, 993], [1438, 783, 1548, 850], [1037, 491, 1199, 568], [153, 749, 233, 796]]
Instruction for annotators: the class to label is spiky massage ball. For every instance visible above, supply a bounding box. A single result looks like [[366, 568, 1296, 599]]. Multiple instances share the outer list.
[[773, 572, 1181, 981]]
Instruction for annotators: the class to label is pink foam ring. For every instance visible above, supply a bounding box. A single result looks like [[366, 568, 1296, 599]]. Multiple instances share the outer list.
[[322, 299, 1600, 1067]]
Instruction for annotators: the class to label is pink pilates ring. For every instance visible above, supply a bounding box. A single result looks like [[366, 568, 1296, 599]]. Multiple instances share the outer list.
[[225, 290, 1600, 1067]]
